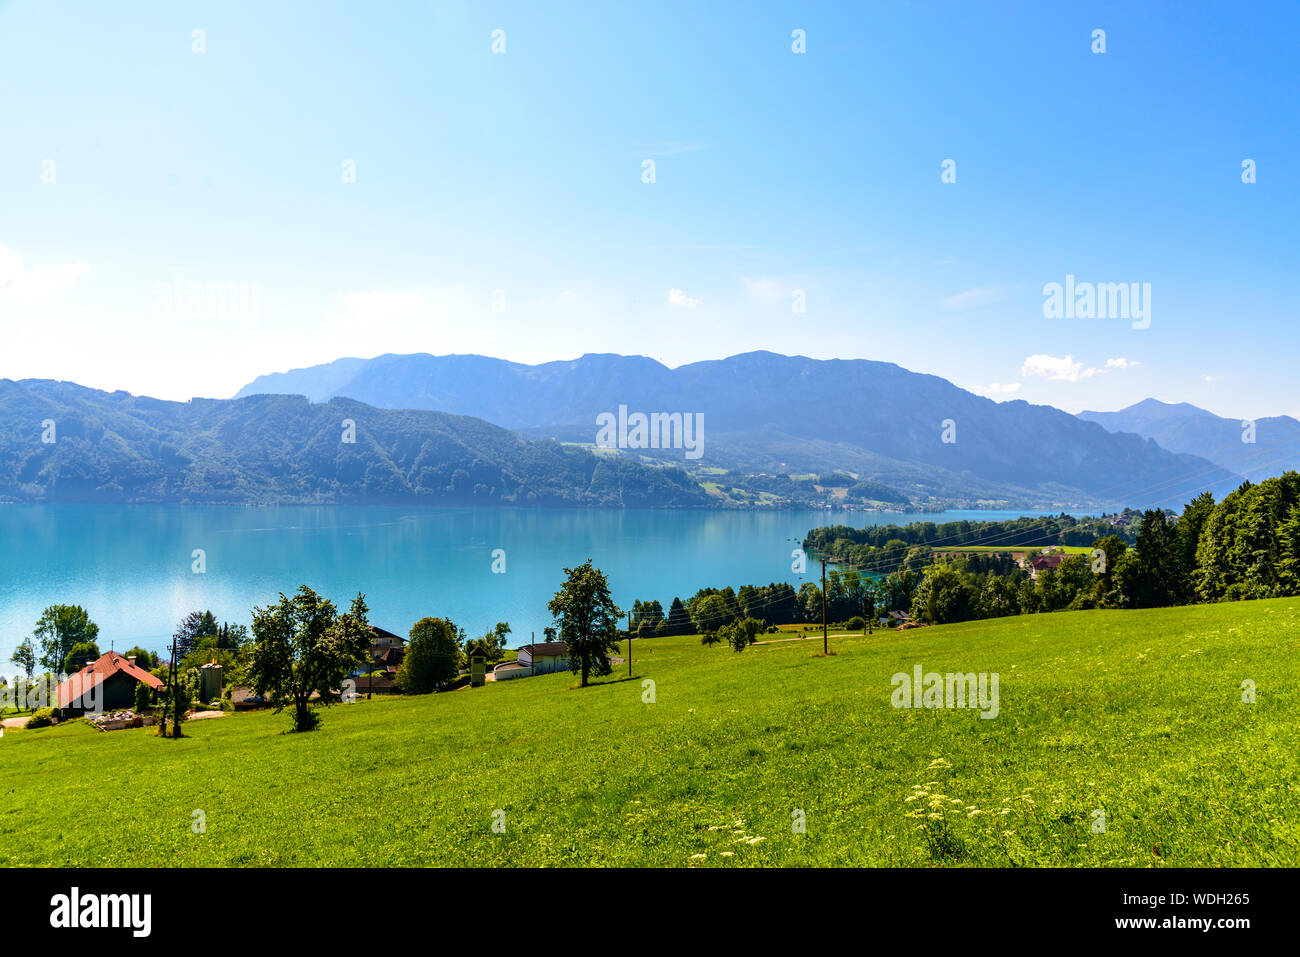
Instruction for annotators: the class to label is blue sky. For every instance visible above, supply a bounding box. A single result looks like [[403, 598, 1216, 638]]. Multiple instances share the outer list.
[[0, 0, 1295, 417]]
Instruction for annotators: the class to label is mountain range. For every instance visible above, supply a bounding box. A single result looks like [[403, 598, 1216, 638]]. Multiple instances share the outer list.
[[235, 351, 1245, 510], [1077, 398, 1300, 484], [2, 353, 1273, 511], [0, 379, 706, 506]]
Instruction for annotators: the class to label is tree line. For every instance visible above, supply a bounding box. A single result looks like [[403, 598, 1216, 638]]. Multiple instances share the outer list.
[[906, 474, 1300, 625], [803, 512, 1142, 576]]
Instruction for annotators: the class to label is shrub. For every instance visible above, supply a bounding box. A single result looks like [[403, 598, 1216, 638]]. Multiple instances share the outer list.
[[133, 680, 152, 715], [440, 674, 471, 692], [847, 616, 867, 632], [25, 707, 57, 729]]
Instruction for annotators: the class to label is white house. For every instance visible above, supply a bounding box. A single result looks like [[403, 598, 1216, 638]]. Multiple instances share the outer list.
[[516, 641, 570, 675]]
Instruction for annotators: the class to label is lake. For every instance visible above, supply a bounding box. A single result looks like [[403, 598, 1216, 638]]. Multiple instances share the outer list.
[[0, 504, 1063, 666]]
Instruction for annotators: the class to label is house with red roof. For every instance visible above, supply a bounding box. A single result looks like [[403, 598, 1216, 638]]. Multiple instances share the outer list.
[[1027, 552, 1067, 579], [57, 651, 165, 716]]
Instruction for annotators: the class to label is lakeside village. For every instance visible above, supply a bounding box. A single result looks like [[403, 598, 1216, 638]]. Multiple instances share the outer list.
[[2, 553, 933, 736], [5, 499, 1225, 737]]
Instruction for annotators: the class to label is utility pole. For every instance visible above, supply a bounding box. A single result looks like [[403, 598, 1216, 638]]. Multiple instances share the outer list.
[[531, 632, 535, 677], [627, 612, 633, 677], [162, 635, 177, 737], [821, 559, 828, 655]]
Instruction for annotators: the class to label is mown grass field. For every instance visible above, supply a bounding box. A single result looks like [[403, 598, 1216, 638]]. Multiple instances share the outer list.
[[2, 598, 1297, 867]]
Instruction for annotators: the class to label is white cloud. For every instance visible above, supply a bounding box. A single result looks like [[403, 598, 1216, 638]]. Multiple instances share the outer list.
[[1202, 374, 1224, 385], [971, 381, 1022, 396], [1020, 354, 1139, 382], [668, 287, 700, 308], [1022, 353, 1087, 381], [0, 245, 90, 303]]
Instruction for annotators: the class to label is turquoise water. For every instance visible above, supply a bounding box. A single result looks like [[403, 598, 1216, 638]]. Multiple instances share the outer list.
[[0, 504, 1061, 666]]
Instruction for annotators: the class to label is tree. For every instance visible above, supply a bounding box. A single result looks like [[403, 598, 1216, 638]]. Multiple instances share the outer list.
[[398, 617, 463, 693], [911, 565, 975, 625], [248, 586, 372, 732], [465, 621, 511, 663], [179, 645, 241, 681], [977, 575, 1020, 619], [632, 599, 664, 638], [33, 605, 99, 673], [173, 610, 219, 660], [1174, 492, 1215, 602], [63, 641, 100, 674], [862, 582, 877, 632], [546, 560, 622, 688], [722, 616, 764, 652], [10, 637, 36, 679], [663, 597, 692, 636], [123, 646, 155, 670], [797, 581, 822, 622], [689, 593, 732, 634], [1126, 509, 1180, 607]]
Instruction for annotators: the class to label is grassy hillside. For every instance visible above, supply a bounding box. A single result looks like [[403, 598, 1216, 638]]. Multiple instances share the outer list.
[[3, 599, 1297, 867]]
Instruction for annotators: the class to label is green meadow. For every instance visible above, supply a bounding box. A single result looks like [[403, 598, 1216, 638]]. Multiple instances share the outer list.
[[2, 598, 1297, 867]]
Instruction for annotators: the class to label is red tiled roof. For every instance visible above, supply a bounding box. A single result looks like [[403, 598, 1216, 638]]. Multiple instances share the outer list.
[[57, 651, 165, 708]]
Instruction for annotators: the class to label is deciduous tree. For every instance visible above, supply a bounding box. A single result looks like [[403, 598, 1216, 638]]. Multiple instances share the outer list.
[[547, 561, 622, 688], [248, 586, 372, 732]]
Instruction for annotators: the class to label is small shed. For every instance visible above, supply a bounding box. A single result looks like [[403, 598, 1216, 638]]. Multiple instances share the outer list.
[[200, 661, 224, 702], [469, 648, 487, 688]]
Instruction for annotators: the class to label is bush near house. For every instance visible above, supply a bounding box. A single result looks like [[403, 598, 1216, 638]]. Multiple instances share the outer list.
[[134, 680, 152, 715], [24, 707, 58, 729]]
